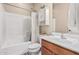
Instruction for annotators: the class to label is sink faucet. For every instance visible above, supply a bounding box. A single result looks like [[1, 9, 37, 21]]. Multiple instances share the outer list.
[[61, 33, 66, 39]]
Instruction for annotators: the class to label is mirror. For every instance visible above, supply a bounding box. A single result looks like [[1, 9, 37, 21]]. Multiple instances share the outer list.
[[68, 3, 79, 33], [53, 3, 79, 34]]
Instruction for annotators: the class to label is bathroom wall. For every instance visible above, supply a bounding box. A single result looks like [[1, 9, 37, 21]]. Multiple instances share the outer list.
[[1, 3, 33, 16], [0, 4, 5, 12], [53, 3, 69, 33]]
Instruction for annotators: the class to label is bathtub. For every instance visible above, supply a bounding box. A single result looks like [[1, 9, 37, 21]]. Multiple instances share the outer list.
[[0, 41, 31, 55]]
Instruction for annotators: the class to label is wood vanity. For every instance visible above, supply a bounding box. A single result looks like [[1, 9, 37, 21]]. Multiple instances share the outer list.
[[42, 39, 79, 55]]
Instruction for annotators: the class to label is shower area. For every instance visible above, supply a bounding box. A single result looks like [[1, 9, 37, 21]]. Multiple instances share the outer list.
[[0, 12, 31, 46], [0, 3, 40, 55]]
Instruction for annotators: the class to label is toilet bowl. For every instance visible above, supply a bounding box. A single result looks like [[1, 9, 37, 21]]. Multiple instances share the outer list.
[[28, 43, 41, 55]]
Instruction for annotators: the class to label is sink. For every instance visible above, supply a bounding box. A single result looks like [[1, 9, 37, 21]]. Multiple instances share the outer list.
[[52, 35, 79, 45], [65, 37, 79, 44]]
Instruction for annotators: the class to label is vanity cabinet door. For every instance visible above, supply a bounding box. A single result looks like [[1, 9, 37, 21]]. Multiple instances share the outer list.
[[42, 47, 52, 55], [42, 46, 57, 55], [42, 39, 57, 55]]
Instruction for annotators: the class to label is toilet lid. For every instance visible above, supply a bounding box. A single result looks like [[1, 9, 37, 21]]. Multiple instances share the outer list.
[[29, 43, 41, 49]]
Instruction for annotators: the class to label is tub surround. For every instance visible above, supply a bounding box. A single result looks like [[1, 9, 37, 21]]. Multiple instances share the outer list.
[[40, 35, 79, 55], [0, 42, 31, 55]]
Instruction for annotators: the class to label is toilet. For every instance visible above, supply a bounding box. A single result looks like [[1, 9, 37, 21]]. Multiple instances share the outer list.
[[28, 43, 41, 55]]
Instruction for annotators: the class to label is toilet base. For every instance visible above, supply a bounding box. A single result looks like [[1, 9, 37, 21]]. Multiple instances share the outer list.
[[28, 50, 40, 55]]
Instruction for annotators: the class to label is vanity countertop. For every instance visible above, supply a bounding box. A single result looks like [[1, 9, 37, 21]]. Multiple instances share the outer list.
[[40, 35, 79, 53]]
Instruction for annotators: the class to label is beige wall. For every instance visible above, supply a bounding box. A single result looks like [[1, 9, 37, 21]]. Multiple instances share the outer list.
[[0, 4, 6, 12], [0, 3, 33, 16], [53, 3, 69, 33], [33, 3, 46, 11]]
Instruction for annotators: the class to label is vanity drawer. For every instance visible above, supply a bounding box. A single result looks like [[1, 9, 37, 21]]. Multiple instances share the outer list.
[[42, 39, 77, 55]]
